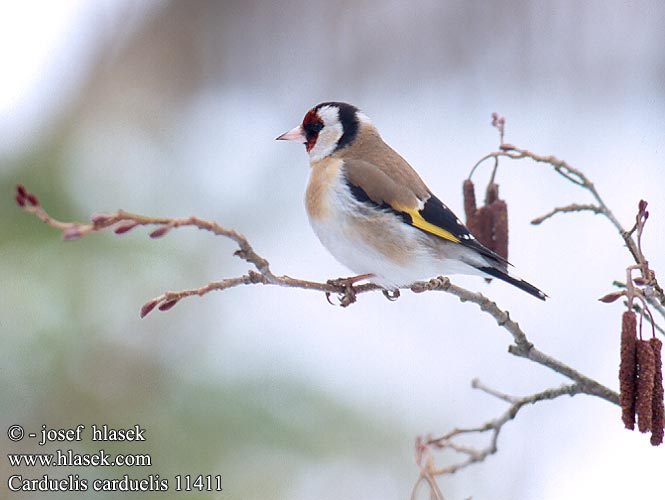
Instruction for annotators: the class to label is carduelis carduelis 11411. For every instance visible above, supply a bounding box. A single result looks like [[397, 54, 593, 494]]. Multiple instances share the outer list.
[[277, 102, 546, 300]]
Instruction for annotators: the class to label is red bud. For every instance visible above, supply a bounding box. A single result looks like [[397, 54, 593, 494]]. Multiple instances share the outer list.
[[598, 291, 625, 303], [140, 298, 160, 318], [15, 194, 26, 207], [16, 184, 27, 198], [114, 222, 139, 234], [158, 299, 179, 311], [149, 225, 171, 238], [26, 193, 39, 206]]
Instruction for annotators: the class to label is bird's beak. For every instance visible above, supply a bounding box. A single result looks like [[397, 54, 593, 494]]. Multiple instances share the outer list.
[[276, 125, 305, 142]]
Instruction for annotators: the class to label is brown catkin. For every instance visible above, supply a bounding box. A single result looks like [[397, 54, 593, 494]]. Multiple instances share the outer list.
[[489, 199, 509, 261], [463, 180, 508, 261], [619, 311, 638, 429], [636, 339, 656, 433], [471, 207, 493, 251], [463, 180, 491, 248], [485, 183, 499, 205], [463, 179, 477, 222], [649, 337, 664, 446]]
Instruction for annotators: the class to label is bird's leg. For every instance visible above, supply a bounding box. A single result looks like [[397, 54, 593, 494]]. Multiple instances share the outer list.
[[327, 273, 374, 288], [382, 289, 400, 301], [326, 273, 374, 307]]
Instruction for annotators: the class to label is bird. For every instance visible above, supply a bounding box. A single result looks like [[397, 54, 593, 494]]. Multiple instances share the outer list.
[[276, 101, 546, 300]]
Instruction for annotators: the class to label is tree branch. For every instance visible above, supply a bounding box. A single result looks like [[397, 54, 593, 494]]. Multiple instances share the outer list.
[[412, 277, 619, 404], [530, 203, 602, 224], [15, 185, 619, 405], [415, 380, 583, 479], [15, 105, 662, 499]]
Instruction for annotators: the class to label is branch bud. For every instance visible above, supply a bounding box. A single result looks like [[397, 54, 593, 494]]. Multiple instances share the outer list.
[[26, 193, 39, 206], [140, 298, 160, 318], [149, 225, 171, 238], [598, 291, 625, 303], [114, 222, 139, 234], [158, 299, 179, 311], [15, 194, 26, 207]]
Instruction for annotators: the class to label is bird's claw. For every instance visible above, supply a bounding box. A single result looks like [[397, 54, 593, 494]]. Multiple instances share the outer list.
[[325, 274, 373, 307]]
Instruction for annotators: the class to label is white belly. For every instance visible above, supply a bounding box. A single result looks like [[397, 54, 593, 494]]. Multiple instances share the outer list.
[[306, 167, 479, 289]]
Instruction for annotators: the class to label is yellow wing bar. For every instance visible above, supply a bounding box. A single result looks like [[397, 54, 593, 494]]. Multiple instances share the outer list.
[[396, 205, 461, 244]]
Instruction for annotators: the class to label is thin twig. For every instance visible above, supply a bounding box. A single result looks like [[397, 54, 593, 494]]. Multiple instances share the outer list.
[[418, 380, 582, 476], [530, 203, 602, 225]]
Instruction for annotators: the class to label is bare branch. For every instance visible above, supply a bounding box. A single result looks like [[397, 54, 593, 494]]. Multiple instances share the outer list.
[[417, 380, 583, 476], [413, 277, 619, 404], [14, 185, 386, 314], [16, 103, 663, 500], [15, 184, 619, 402], [469, 131, 664, 312], [530, 203, 602, 225]]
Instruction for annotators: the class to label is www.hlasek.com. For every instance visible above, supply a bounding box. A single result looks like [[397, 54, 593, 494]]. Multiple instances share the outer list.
[[6, 423, 222, 493]]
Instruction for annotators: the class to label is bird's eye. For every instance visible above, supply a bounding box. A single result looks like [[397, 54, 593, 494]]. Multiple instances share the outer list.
[[304, 121, 323, 136]]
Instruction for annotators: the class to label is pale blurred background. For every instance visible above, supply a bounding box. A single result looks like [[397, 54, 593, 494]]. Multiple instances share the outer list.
[[2, 1, 664, 499]]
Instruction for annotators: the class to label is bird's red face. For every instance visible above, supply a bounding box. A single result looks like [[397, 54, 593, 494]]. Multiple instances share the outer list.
[[276, 102, 360, 160], [301, 109, 324, 152], [275, 107, 324, 152]]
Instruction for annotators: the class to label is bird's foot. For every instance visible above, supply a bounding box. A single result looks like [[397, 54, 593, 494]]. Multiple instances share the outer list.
[[382, 289, 400, 301], [326, 273, 374, 307]]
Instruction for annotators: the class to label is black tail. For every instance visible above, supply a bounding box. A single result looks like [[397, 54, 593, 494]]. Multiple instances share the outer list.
[[478, 266, 547, 301]]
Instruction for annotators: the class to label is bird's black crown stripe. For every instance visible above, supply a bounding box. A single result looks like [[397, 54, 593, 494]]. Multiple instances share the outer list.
[[316, 101, 360, 151], [346, 180, 412, 225]]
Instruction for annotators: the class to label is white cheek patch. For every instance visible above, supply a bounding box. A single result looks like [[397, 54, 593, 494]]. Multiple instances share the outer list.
[[316, 105, 340, 124]]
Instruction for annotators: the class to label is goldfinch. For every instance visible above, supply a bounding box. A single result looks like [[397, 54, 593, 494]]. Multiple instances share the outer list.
[[277, 102, 546, 300]]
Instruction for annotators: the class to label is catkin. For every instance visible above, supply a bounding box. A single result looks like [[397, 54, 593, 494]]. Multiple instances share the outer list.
[[462, 180, 508, 259], [463, 179, 477, 223], [649, 337, 664, 446], [489, 198, 508, 261], [636, 339, 656, 433], [464, 180, 490, 247], [619, 311, 638, 429]]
